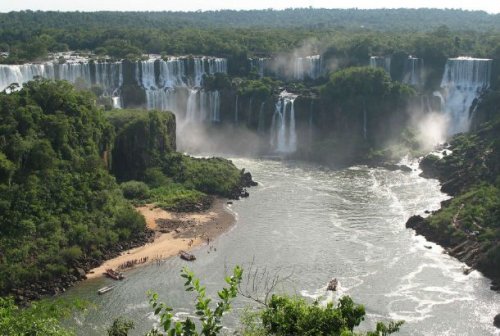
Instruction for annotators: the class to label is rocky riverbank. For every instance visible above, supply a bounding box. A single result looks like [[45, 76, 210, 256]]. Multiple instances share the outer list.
[[9, 229, 155, 304], [405, 118, 500, 296]]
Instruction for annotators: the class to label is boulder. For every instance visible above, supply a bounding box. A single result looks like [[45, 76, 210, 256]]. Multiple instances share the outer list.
[[75, 267, 87, 279], [494, 313, 500, 328], [406, 215, 425, 229]]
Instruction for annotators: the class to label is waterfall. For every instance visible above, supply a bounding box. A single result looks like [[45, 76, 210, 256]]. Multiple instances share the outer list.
[[209, 91, 220, 122], [250, 58, 267, 77], [289, 99, 297, 152], [186, 89, 198, 122], [258, 102, 265, 133], [293, 55, 322, 80], [403, 56, 424, 88], [0, 61, 122, 93], [112, 96, 122, 109], [135, 56, 227, 124], [369, 56, 391, 75], [270, 91, 298, 153], [439, 57, 492, 134]]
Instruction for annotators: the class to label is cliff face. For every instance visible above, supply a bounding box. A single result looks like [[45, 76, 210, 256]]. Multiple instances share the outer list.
[[107, 109, 176, 181]]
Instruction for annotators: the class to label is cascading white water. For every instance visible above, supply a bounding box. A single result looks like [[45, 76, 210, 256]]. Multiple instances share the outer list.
[[403, 56, 424, 87], [439, 57, 492, 134], [369, 56, 391, 75], [257, 102, 265, 133], [250, 58, 267, 78], [270, 91, 298, 153], [293, 55, 322, 80], [0, 61, 122, 94], [136, 56, 227, 124]]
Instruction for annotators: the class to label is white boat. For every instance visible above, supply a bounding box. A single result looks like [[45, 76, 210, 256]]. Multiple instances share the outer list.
[[97, 285, 116, 295]]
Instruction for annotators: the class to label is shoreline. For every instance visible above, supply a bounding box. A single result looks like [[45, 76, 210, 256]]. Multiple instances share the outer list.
[[86, 198, 235, 279]]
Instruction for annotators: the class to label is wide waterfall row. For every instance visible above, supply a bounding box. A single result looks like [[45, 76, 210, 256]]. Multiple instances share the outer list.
[[135, 57, 227, 89], [0, 61, 123, 94], [270, 91, 298, 153], [136, 57, 227, 123], [293, 55, 322, 80], [370, 56, 391, 75], [439, 57, 492, 134], [403, 56, 424, 87]]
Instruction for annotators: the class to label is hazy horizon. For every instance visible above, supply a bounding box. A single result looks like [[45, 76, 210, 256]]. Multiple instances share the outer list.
[[0, 1, 499, 14]]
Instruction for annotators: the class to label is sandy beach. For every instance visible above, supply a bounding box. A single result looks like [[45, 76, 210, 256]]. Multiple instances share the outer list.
[[86, 198, 234, 279]]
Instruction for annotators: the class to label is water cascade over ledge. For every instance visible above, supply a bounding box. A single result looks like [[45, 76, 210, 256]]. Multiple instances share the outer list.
[[0, 60, 123, 98], [270, 91, 298, 153], [439, 57, 492, 134], [370, 56, 391, 75], [403, 56, 424, 88]]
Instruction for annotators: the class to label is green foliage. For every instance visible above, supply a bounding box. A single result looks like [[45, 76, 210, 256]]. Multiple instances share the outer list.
[[260, 295, 365, 335], [0, 297, 83, 335], [148, 183, 206, 211], [120, 181, 151, 200], [107, 317, 135, 336], [147, 266, 243, 336], [236, 77, 280, 100], [322, 67, 414, 101], [163, 154, 243, 198], [420, 116, 500, 279], [107, 109, 176, 181], [0, 79, 145, 293]]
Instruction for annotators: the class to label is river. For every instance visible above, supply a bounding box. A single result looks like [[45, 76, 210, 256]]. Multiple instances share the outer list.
[[64, 158, 500, 335]]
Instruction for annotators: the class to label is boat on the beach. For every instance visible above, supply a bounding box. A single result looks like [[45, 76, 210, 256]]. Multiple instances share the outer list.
[[179, 250, 196, 261], [97, 285, 115, 295], [105, 268, 125, 280]]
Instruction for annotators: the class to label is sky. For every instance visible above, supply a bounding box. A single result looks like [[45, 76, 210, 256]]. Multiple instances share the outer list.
[[0, 0, 499, 14]]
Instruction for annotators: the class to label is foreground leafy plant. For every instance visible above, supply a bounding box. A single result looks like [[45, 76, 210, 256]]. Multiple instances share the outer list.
[[147, 266, 243, 336]]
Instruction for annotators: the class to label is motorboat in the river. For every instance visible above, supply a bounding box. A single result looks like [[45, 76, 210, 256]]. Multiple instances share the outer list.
[[97, 285, 115, 295], [327, 278, 338, 291], [179, 250, 196, 261], [105, 268, 125, 280]]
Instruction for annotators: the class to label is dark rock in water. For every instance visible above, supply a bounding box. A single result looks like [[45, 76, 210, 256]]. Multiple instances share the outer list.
[[327, 278, 338, 291], [241, 170, 258, 187], [424, 210, 431, 214], [463, 267, 473, 275], [406, 215, 425, 229], [227, 201, 233, 205], [424, 245, 432, 249], [491, 281, 500, 291], [398, 165, 413, 172], [494, 314, 500, 328]]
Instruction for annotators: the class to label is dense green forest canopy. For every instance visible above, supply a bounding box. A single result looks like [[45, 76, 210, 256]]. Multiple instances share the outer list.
[[1, 9, 499, 31], [1, 9, 500, 66]]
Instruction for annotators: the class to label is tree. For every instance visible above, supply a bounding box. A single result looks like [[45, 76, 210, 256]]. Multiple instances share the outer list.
[[147, 266, 243, 336], [107, 317, 135, 336]]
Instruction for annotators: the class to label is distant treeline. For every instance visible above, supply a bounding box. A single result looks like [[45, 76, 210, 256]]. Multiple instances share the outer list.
[[1, 8, 499, 31]]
